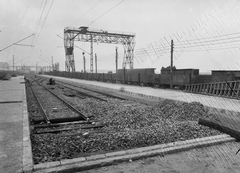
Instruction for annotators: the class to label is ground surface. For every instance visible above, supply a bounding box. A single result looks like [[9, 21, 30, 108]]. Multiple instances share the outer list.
[[80, 141, 240, 173], [28, 77, 221, 164]]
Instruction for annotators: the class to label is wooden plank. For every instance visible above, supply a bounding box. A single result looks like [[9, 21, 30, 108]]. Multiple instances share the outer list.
[[198, 118, 240, 141]]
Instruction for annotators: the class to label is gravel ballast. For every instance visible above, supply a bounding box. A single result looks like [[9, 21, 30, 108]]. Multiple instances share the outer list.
[[30, 97, 221, 164]]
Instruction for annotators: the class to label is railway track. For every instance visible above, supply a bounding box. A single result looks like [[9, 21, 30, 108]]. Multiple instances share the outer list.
[[57, 80, 127, 100], [34, 75, 127, 101], [26, 75, 105, 131], [27, 75, 224, 165], [56, 82, 109, 102], [39, 76, 127, 100], [26, 76, 88, 124]]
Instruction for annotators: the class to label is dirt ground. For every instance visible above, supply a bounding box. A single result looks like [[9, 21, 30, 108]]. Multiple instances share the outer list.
[[79, 141, 240, 173]]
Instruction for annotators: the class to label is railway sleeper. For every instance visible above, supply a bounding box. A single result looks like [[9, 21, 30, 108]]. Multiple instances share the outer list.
[[58, 129, 106, 137], [35, 124, 105, 134], [33, 120, 94, 129], [33, 116, 87, 124]]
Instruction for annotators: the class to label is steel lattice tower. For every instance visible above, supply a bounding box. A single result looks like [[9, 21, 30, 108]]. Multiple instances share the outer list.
[[64, 26, 135, 72], [64, 30, 75, 72]]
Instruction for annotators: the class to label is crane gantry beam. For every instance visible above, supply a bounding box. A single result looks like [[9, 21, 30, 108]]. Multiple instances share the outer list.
[[64, 26, 135, 72]]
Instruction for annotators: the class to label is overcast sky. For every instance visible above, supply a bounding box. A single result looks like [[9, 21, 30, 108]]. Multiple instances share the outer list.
[[1, 0, 240, 73]]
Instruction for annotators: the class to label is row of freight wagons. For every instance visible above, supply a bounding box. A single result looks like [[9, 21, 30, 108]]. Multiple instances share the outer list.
[[45, 68, 233, 88]]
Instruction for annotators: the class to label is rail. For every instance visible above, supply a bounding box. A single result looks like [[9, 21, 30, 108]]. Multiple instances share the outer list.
[[38, 82, 88, 120], [28, 75, 88, 121], [184, 80, 240, 99], [57, 80, 127, 100], [56, 82, 108, 102], [27, 80, 50, 124]]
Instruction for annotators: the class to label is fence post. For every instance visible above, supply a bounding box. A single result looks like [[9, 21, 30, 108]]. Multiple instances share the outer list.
[[158, 74, 160, 88], [138, 73, 141, 86], [227, 82, 232, 97], [236, 82, 240, 98], [232, 81, 237, 97]]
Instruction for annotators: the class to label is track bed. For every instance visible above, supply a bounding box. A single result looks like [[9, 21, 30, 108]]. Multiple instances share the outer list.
[[27, 77, 221, 164]]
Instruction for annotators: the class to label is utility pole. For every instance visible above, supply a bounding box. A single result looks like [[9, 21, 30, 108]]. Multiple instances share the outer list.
[[51, 56, 54, 71], [116, 46, 118, 83], [82, 52, 86, 73], [95, 53, 97, 73], [36, 62, 38, 73], [116, 47, 118, 73], [90, 35, 93, 73], [13, 55, 14, 71], [170, 39, 174, 89]]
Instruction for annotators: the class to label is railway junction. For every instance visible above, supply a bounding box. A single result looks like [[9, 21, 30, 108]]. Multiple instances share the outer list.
[[1, 74, 240, 173]]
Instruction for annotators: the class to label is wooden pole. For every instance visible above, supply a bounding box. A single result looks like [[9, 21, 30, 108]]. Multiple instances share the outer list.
[[116, 46, 118, 83], [170, 39, 174, 89], [95, 53, 97, 73], [13, 55, 14, 71]]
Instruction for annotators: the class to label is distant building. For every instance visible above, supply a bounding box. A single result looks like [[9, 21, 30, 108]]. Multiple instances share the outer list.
[[0, 62, 9, 69], [53, 62, 59, 71]]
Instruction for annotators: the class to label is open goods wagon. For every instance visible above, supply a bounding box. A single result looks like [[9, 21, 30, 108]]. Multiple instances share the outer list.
[[45, 68, 194, 88]]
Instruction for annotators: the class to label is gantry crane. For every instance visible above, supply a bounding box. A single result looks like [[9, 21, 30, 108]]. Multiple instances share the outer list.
[[64, 26, 135, 72]]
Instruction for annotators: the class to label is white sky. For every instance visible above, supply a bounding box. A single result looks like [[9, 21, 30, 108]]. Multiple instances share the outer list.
[[1, 0, 240, 73]]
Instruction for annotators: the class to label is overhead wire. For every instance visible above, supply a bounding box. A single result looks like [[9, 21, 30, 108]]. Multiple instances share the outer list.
[[32, 0, 48, 45], [0, 34, 35, 52], [33, 0, 55, 47], [87, 0, 125, 26], [70, 0, 103, 26]]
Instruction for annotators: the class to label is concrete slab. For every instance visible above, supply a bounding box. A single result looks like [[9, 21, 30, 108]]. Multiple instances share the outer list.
[[0, 102, 23, 173], [44, 75, 240, 112], [0, 76, 32, 173], [79, 141, 240, 173], [0, 90, 23, 102], [0, 77, 25, 90], [0, 76, 25, 102]]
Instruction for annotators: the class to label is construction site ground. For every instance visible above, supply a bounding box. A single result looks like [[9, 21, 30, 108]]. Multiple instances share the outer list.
[[1, 75, 240, 172]]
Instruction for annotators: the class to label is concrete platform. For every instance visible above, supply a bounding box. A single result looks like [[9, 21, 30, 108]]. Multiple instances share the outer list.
[[0, 76, 32, 173], [44, 75, 240, 112]]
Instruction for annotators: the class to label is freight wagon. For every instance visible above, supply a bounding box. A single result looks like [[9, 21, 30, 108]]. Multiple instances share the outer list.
[[45, 68, 236, 89]]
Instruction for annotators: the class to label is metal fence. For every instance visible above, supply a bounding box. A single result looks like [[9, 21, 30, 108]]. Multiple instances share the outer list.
[[185, 80, 240, 99]]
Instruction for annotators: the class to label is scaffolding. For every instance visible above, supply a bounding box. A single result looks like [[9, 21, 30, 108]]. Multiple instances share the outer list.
[[64, 26, 135, 72]]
